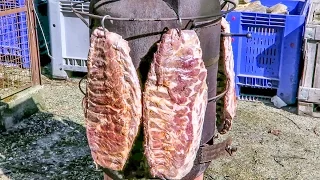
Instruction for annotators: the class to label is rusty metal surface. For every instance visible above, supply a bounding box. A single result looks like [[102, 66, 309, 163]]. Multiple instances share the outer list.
[[0, 0, 41, 99], [0, 7, 27, 16], [87, 0, 227, 179], [26, 0, 41, 86]]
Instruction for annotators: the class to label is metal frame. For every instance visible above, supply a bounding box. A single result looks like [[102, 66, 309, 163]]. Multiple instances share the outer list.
[[0, 0, 41, 99], [27, 0, 41, 86]]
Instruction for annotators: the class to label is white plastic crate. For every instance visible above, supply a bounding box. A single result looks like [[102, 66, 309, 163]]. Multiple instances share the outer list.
[[48, 0, 90, 79]]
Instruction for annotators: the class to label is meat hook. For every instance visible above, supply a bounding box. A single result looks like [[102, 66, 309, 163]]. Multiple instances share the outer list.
[[101, 14, 112, 35], [160, 27, 170, 39], [177, 16, 182, 36], [177, 14, 182, 36]]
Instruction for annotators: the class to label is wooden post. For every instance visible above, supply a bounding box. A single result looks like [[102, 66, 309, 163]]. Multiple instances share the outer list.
[[26, 0, 41, 86], [298, 2, 320, 117]]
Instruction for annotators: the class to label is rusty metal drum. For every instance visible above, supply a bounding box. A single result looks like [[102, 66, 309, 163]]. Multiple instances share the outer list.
[[78, 0, 234, 179]]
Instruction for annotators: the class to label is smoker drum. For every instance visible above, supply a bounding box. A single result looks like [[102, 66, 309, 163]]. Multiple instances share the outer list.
[[73, 0, 236, 179]]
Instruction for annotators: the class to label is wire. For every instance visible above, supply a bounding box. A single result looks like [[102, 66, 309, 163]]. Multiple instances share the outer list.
[[208, 90, 228, 103], [71, 0, 236, 28], [79, 74, 87, 96], [32, 0, 54, 61]]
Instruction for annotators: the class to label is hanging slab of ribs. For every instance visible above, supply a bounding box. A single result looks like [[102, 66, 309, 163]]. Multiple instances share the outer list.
[[85, 27, 142, 171], [216, 17, 237, 134], [143, 29, 208, 179]]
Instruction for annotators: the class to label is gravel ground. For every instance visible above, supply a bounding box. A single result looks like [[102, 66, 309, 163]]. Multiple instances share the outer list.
[[208, 101, 320, 180], [0, 75, 319, 180], [0, 75, 103, 180]]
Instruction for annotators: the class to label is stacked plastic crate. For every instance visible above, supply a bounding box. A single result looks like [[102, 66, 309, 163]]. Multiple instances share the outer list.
[[48, 0, 90, 79], [226, 0, 310, 105], [0, 0, 30, 68]]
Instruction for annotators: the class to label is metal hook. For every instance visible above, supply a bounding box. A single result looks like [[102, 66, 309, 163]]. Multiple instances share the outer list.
[[159, 27, 170, 40], [101, 15, 112, 30], [162, 27, 169, 33], [177, 15, 182, 36], [178, 16, 182, 27]]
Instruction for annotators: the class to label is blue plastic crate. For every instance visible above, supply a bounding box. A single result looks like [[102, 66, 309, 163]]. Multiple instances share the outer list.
[[18, 11, 30, 68], [0, 0, 30, 68], [18, 0, 30, 68], [0, 14, 20, 56], [226, 0, 310, 105]]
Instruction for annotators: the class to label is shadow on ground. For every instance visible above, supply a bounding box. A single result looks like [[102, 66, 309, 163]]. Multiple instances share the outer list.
[[0, 112, 103, 180], [262, 101, 298, 114], [241, 99, 299, 115]]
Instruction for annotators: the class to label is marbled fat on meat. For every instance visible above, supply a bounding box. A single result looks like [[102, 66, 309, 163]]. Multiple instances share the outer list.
[[216, 18, 237, 134], [143, 29, 208, 179], [85, 27, 142, 171]]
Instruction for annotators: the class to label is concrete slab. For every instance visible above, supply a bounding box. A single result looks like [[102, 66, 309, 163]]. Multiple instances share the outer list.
[[0, 85, 45, 130]]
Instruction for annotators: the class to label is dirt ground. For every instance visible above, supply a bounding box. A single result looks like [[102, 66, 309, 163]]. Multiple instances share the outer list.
[[0, 76, 319, 180], [208, 100, 320, 180]]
